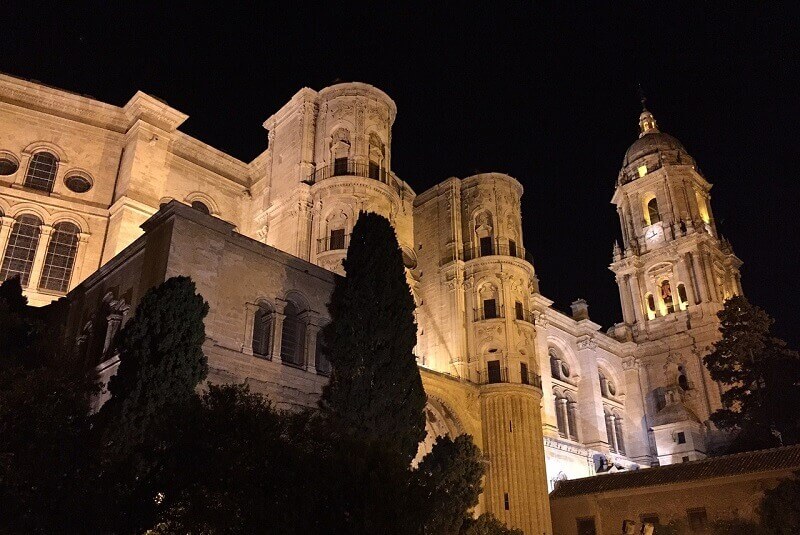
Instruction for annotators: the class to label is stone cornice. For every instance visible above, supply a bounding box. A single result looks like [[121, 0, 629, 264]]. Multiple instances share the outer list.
[[122, 91, 188, 132], [0, 72, 128, 132], [262, 87, 318, 131]]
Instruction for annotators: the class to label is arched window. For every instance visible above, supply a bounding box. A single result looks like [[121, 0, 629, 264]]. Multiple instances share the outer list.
[[252, 303, 273, 358], [280, 301, 306, 367], [646, 196, 661, 225], [191, 200, 210, 215], [24, 152, 58, 193], [0, 214, 42, 287], [38, 222, 80, 293]]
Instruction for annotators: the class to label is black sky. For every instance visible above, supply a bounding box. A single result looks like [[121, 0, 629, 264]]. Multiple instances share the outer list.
[[2, 3, 799, 344]]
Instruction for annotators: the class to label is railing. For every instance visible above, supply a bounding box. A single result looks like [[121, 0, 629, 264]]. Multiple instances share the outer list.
[[522, 369, 543, 388], [304, 158, 402, 195], [477, 365, 509, 385], [463, 238, 528, 262], [474, 305, 505, 321], [512, 306, 536, 325], [317, 233, 351, 253], [476, 365, 542, 388]]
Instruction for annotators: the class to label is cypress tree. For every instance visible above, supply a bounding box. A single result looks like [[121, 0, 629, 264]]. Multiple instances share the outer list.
[[703, 295, 800, 449], [99, 276, 209, 454], [320, 211, 426, 464], [409, 434, 486, 534]]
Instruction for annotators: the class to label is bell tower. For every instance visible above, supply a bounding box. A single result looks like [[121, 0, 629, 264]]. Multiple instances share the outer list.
[[610, 103, 743, 463], [611, 105, 742, 333]]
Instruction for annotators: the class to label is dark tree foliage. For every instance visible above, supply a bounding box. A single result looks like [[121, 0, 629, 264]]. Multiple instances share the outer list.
[[0, 276, 99, 534], [99, 275, 210, 455], [409, 435, 486, 535], [94, 276, 209, 533], [0, 276, 43, 370], [149, 383, 288, 534], [760, 470, 800, 535], [321, 211, 426, 464], [459, 514, 524, 535], [703, 296, 800, 450]]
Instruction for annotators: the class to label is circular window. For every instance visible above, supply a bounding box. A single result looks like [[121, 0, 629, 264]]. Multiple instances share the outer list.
[[607, 381, 617, 396], [0, 158, 19, 176], [65, 175, 92, 193], [560, 361, 571, 378]]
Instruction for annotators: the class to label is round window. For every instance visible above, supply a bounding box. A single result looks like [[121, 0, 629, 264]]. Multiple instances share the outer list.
[[608, 381, 617, 396], [65, 175, 92, 193], [560, 361, 571, 378], [0, 158, 19, 176]]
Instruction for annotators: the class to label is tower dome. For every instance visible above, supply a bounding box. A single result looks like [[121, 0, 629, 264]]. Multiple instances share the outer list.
[[619, 108, 695, 185]]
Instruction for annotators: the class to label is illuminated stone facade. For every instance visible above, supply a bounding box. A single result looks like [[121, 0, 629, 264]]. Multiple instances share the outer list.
[[0, 74, 743, 533]]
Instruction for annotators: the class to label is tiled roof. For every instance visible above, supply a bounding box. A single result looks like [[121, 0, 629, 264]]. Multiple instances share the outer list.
[[550, 444, 800, 499]]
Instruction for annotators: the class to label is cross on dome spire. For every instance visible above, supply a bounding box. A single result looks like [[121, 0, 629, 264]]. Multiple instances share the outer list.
[[636, 84, 659, 137]]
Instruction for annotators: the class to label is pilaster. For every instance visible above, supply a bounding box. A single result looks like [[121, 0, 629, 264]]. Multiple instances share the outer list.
[[29, 224, 53, 289]]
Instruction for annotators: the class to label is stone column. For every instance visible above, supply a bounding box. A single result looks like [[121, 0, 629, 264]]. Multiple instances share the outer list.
[[690, 251, 709, 302], [577, 337, 608, 450], [533, 310, 559, 437], [242, 302, 259, 356], [480, 384, 552, 535], [305, 321, 321, 373], [0, 216, 15, 265], [568, 400, 580, 441], [271, 312, 286, 362], [617, 274, 634, 325], [701, 251, 719, 302], [614, 417, 626, 455], [557, 398, 570, 438], [605, 413, 619, 453], [72, 232, 91, 289], [628, 274, 646, 325], [28, 224, 53, 289]]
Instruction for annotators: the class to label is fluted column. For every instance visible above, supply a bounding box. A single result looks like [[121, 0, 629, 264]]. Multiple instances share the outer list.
[[480, 383, 552, 535]]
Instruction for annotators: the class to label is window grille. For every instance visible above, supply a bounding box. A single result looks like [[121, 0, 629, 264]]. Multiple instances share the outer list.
[[0, 214, 42, 287], [24, 152, 58, 192], [39, 222, 80, 293]]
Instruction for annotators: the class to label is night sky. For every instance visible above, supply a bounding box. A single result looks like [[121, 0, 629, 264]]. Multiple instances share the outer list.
[[2, 4, 798, 344]]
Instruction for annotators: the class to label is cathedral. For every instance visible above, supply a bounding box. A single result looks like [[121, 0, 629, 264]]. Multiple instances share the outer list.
[[0, 73, 743, 534]]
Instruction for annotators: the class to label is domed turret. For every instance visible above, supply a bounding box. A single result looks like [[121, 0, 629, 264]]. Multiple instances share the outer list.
[[619, 108, 695, 185]]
